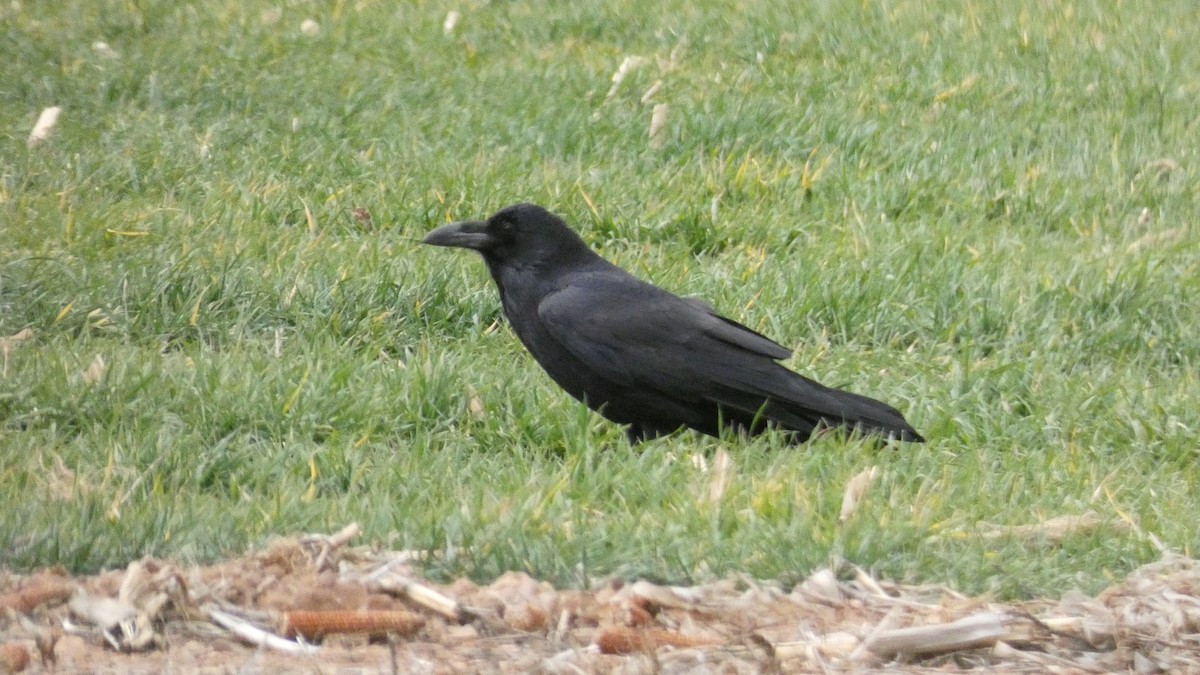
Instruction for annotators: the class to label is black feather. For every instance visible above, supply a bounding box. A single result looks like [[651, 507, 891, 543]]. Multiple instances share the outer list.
[[424, 203, 924, 444]]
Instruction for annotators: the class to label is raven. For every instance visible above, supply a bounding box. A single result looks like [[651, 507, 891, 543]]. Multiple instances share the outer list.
[[424, 203, 924, 444]]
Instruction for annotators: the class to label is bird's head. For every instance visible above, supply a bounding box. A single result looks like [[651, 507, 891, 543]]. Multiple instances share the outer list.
[[423, 203, 592, 269]]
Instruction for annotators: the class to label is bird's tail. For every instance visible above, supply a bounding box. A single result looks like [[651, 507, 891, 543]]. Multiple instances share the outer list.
[[797, 385, 925, 442], [712, 366, 924, 442]]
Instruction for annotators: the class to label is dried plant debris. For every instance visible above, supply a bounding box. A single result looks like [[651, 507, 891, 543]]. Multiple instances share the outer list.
[[27, 107, 61, 147], [839, 465, 879, 523], [648, 103, 669, 149], [2, 525, 1200, 671]]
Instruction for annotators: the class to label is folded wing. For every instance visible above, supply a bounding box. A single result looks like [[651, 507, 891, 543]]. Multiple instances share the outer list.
[[537, 274, 922, 441]]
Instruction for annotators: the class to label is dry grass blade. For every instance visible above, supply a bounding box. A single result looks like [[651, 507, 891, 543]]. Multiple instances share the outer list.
[[27, 106, 61, 147], [865, 611, 1015, 657], [0, 329, 33, 352], [366, 569, 469, 623], [704, 447, 734, 504], [976, 511, 1128, 543], [81, 354, 107, 385], [1127, 227, 1187, 253], [606, 56, 647, 99], [91, 41, 118, 58], [301, 522, 361, 572], [839, 466, 879, 523], [1, 329, 34, 378], [466, 386, 486, 421], [648, 104, 669, 149], [640, 79, 663, 104]]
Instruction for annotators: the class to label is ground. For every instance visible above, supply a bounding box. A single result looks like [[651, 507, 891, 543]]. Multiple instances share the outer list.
[[3, 527, 1199, 674]]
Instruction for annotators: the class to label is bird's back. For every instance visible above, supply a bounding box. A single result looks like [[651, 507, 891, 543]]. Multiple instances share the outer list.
[[507, 263, 922, 442]]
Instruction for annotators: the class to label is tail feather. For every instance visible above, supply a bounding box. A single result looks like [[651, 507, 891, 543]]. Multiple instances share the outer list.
[[707, 363, 924, 442]]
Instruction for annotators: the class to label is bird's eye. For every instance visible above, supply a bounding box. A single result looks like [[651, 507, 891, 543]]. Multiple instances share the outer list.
[[494, 219, 516, 239]]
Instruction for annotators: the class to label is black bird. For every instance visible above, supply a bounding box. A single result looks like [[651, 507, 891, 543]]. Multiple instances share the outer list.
[[424, 203, 924, 444]]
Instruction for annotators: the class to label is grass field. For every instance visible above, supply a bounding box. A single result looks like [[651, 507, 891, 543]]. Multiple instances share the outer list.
[[2, 0, 1197, 600]]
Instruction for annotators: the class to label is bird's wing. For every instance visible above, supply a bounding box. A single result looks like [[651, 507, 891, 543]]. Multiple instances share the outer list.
[[536, 276, 793, 402], [677, 297, 793, 360], [537, 275, 916, 435]]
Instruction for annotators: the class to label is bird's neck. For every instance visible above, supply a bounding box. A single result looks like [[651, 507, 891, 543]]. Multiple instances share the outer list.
[[486, 250, 612, 328]]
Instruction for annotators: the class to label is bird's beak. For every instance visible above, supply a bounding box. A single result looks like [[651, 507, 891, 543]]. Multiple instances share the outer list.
[[423, 220, 492, 250]]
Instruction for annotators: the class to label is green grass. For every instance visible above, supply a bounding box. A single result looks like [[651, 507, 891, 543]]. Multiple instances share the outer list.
[[2, 0, 1198, 599]]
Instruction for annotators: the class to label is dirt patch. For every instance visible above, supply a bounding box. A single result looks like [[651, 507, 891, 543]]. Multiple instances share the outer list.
[[2, 525, 1199, 673]]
